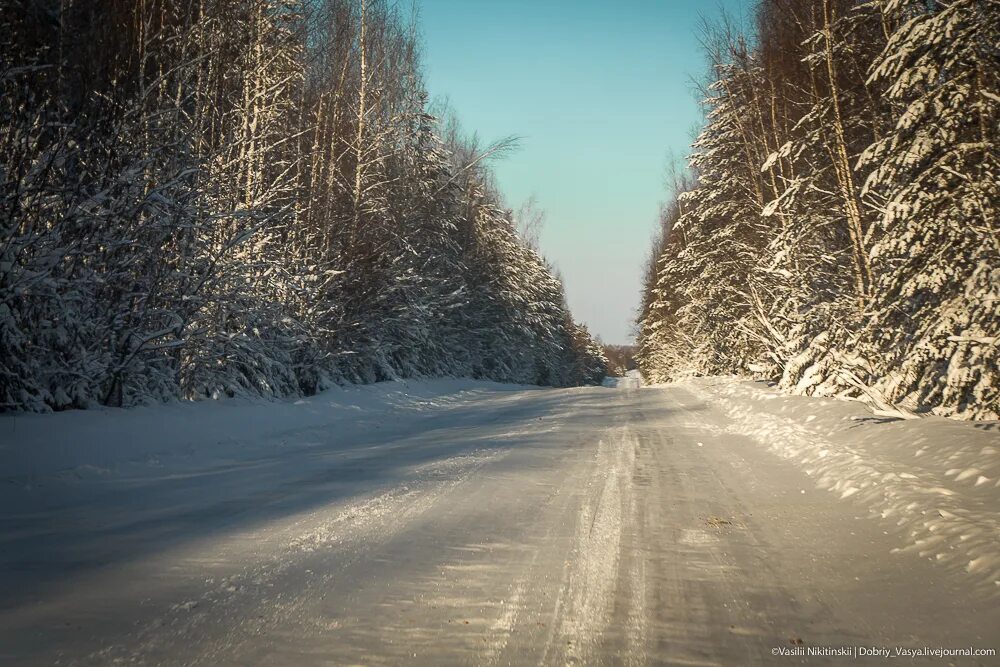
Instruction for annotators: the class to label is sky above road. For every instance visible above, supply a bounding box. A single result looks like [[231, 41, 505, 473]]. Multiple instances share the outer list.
[[418, 0, 751, 344]]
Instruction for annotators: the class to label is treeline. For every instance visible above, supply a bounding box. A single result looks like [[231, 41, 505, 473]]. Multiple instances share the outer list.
[[638, 0, 998, 419], [603, 345, 637, 377], [0, 0, 606, 411]]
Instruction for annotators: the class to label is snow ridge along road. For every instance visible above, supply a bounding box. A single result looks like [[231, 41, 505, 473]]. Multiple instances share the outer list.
[[1, 377, 998, 665]]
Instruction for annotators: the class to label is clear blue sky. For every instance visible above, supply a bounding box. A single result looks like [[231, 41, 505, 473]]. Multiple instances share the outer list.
[[417, 0, 750, 345]]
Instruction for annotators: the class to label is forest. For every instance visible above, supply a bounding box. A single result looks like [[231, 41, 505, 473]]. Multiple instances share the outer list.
[[638, 0, 999, 419], [0, 0, 607, 412]]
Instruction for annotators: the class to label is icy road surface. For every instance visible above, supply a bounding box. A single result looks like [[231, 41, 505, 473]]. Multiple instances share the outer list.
[[1, 378, 999, 665]]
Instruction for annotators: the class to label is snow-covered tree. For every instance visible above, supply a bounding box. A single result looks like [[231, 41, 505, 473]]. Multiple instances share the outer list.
[[858, 0, 1000, 418], [638, 0, 997, 419], [0, 0, 604, 412]]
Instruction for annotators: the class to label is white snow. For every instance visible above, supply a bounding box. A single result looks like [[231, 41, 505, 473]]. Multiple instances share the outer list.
[[1, 378, 535, 481], [0, 379, 542, 612], [682, 377, 1000, 588], [2, 377, 999, 662]]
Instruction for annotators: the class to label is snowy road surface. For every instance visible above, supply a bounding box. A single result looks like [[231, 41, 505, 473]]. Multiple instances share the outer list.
[[2, 379, 999, 665]]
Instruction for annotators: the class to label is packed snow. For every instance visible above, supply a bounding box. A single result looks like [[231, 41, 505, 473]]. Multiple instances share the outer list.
[[2, 376, 999, 664], [0, 380, 540, 606]]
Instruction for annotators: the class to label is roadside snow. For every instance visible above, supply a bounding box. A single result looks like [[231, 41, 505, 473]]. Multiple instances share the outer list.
[[682, 377, 1000, 588], [0, 379, 540, 605], [0, 378, 551, 663], [0, 378, 535, 481]]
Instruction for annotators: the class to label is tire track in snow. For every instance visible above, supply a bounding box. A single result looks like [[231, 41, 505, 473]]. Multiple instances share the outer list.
[[542, 424, 639, 666], [624, 452, 648, 667], [479, 577, 525, 665]]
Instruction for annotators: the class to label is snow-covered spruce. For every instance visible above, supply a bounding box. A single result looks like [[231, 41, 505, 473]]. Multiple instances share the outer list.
[[0, 1, 606, 412], [637, 0, 999, 420]]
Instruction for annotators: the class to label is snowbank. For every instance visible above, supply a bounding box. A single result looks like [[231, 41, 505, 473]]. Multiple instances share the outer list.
[[682, 377, 1000, 588], [0, 379, 537, 482]]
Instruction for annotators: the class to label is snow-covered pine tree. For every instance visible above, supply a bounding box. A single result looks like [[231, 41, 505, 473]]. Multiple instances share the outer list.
[[637, 53, 772, 382], [757, 0, 891, 399], [638, 0, 996, 419], [178, 0, 311, 401], [858, 0, 1000, 418], [0, 0, 606, 413]]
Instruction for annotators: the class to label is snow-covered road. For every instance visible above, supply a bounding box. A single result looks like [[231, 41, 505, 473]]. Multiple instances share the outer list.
[[1, 379, 998, 665]]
